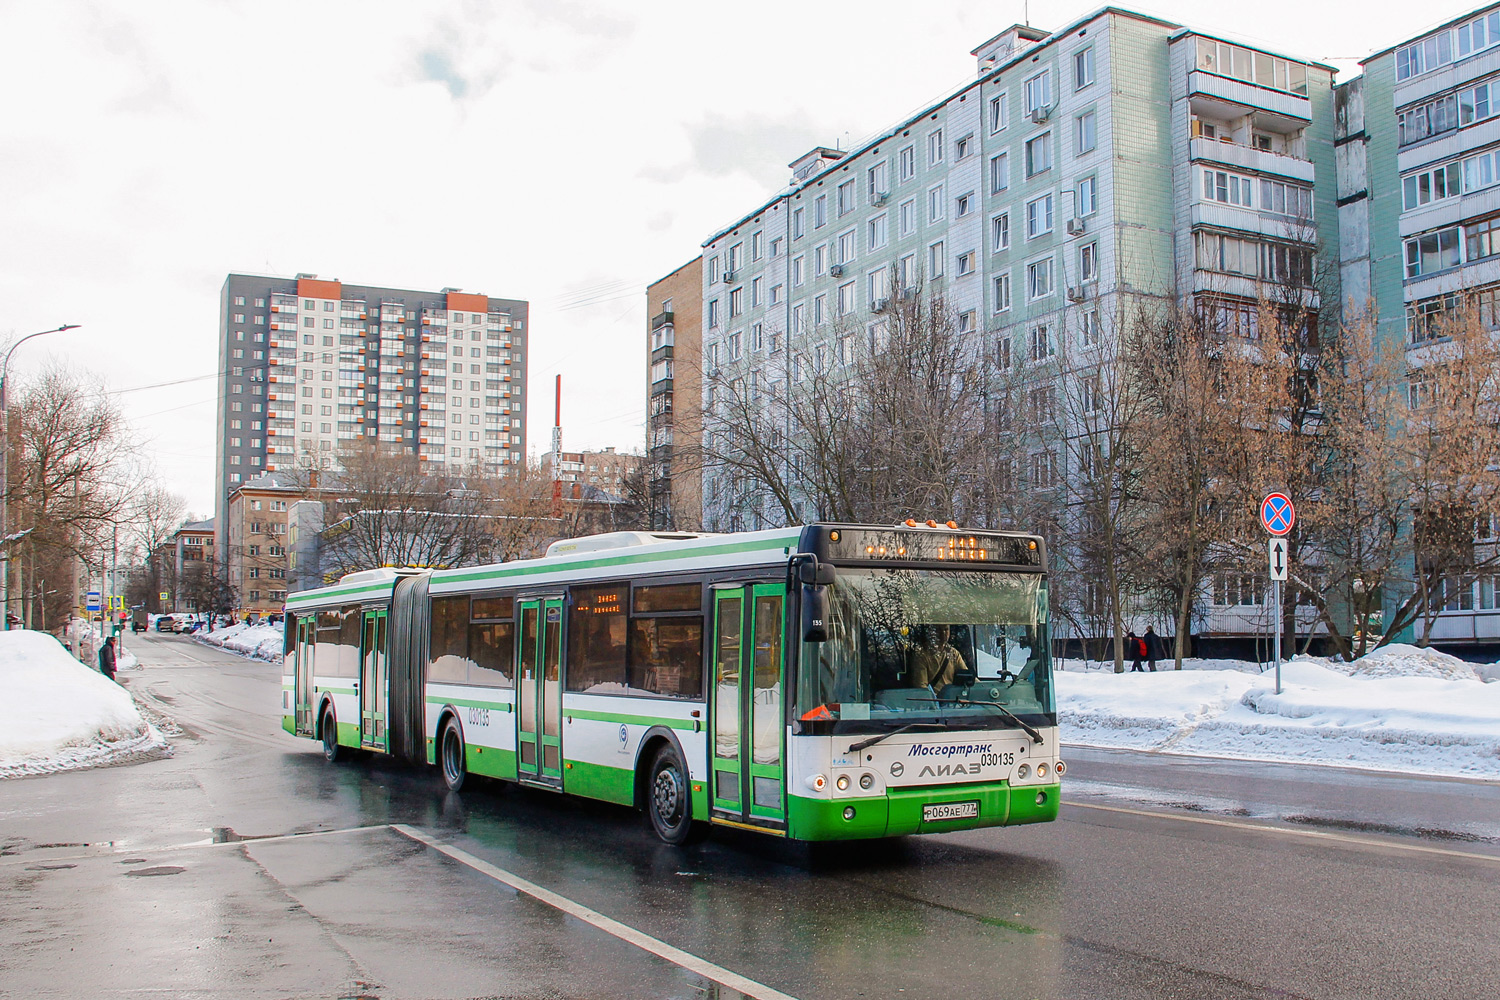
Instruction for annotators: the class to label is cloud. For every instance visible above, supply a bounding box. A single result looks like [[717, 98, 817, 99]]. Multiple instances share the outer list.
[[417, 46, 469, 99], [684, 113, 828, 189]]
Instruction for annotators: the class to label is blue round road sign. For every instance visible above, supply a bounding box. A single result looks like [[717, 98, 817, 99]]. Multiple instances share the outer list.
[[1261, 493, 1295, 536]]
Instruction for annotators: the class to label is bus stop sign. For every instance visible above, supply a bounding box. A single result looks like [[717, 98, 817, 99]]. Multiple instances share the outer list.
[[1261, 493, 1295, 536], [86, 591, 102, 612]]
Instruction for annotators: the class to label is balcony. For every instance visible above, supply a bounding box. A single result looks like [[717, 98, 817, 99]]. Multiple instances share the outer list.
[[1189, 137, 1313, 184], [651, 310, 675, 330], [1188, 71, 1310, 125]]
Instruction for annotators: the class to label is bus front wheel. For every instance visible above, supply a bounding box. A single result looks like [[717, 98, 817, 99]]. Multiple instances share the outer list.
[[646, 744, 704, 845], [441, 717, 467, 792], [321, 706, 341, 763]]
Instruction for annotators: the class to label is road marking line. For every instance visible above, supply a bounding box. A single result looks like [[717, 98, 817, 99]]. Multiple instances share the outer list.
[[1065, 800, 1500, 865], [392, 824, 799, 1000]]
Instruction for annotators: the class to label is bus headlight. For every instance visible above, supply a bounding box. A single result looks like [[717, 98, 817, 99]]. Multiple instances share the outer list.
[[806, 774, 827, 792], [835, 774, 850, 791], [1016, 763, 1030, 779], [1036, 763, 1048, 778], [859, 773, 874, 790]]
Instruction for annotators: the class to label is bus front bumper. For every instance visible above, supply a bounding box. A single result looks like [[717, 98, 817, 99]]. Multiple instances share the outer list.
[[786, 782, 1060, 841]]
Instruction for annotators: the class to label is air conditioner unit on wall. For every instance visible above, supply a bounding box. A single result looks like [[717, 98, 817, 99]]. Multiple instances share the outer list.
[[1067, 286, 1086, 303], [1066, 218, 1086, 237], [722, 270, 736, 283], [872, 298, 890, 313], [829, 264, 845, 277], [872, 193, 889, 207], [1027, 106, 1050, 124]]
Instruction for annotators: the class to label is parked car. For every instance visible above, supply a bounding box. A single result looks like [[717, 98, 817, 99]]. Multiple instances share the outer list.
[[154, 614, 176, 632]]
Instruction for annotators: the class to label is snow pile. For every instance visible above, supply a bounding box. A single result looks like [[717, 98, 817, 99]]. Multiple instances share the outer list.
[[196, 621, 284, 662], [0, 630, 168, 778], [1058, 649, 1500, 778], [1335, 643, 1481, 681]]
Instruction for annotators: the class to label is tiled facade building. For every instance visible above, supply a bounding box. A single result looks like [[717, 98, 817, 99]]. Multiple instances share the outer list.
[[645, 257, 704, 530]]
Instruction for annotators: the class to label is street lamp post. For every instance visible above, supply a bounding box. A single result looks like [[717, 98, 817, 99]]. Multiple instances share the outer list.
[[1, 324, 80, 630]]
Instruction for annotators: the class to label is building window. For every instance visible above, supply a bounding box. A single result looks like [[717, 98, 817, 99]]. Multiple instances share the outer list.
[[989, 91, 1007, 133], [770, 236, 782, 257], [815, 244, 827, 276], [814, 294, 826, 325], [956, 192, 974, 218], [899, 198, 915, 237], [899, 144, 915, 180], [868, 266, 889, 304], [1082, 309, 1101, 346], [1025, 132, 1052, 176], [792, 255, 805, 286], [751, 323, 764, 351], [955, 133, 972, 160], [1398, 93, 1458, 146], [929, 241, 945, 278], [837, 281, 855, 316], [792, 303, 805, 333], [958, 310, 976, 335], [1029, 324, 1053, 361], [1201, 168, 1254, 207], [751, 230, 764, 260], [751, 276, 763, 307], [1031, 450, 1059, 488], [814, 194, 827, 228], [1396, 30, 1455, 81], [1196, 37, 1308, 95], [793, 207, 805, 239], [868, 213, 888, 249], [927, 128, 944, 166], [1080, 242, 1099, 282], [708, 299, 720, 328], [1404, 227, 1462, 277], [837, 229, 856, 264], [1074, 47, 1095, 90], [996, 336, 1012, 368], [1025, 194, 1054, 238], [1076, 111, 1097, 154], [868, 160, 888, 201], [992, 213, 1011, 252], [770, 283, 782, 305], [1404, 162, 1463, 210], [1024, 70, 1050, 113], [989, 152, 1009, 194], [837, 179, 856, 216], [1466, 214, 1500, 263], [993, 273, 1012, 313], [1262, 178, 1313, 218], [1078, 176, 1098, 217], [728, 331, 742, 359], [957, 250, 976, 276], [1027, 258, 1054, 300], [898, 253, 915, 290], [928, 183, 945, 222]]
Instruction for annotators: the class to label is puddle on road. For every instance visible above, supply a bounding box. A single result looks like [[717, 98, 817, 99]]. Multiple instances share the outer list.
[[24, 863, 77, 871], [125, 865, 186, 877], [211, 826, 274, 844]]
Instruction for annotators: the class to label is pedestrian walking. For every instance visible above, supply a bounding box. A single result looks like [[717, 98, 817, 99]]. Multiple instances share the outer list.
[[98, 635, 118, 683], [1144, 626, 1163, 672], [1127, 631, 1145, 672]]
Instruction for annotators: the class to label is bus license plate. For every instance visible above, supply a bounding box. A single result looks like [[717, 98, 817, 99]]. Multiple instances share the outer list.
[[922, 801, 979, 822]]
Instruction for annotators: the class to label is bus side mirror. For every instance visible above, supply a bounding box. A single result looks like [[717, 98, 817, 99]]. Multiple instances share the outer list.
[[801, 585, 828, 643], [796, 560, 835, 586]]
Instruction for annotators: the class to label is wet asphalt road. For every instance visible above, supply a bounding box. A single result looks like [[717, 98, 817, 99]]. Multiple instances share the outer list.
[[1, 633, 1498, 1000]]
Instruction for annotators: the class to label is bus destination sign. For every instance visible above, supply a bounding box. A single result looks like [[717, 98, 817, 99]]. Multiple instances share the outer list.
[[810, 526, 1044, 567]]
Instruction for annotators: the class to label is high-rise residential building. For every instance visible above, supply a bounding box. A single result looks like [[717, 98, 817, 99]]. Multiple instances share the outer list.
[[1337, 4, 1500, 645], [215, 273, 529, 558], [645, 257, 704, 530], [698, 10, 1337, 526]]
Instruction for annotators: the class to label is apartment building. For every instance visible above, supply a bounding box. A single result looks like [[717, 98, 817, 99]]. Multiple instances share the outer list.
[[1338, 4, 1500, 646], [215, 273, 529, 556], [645, 257, 704, 530], [689, 8, 1338, 646], [225, 474, 301, 613], [540, 446, 641, 496]]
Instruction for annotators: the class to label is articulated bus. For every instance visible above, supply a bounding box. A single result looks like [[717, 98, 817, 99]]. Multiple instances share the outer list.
[[281, 523, 1063, 844]]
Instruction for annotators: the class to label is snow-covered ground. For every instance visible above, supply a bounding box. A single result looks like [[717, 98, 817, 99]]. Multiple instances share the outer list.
[[0, 630, 168, 778], [1057, 644, 1500, 779], [195, 621, 284, 662]]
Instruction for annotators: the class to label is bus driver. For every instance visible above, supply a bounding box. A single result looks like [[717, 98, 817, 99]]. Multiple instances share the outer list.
[[910, 624, 965, 693]]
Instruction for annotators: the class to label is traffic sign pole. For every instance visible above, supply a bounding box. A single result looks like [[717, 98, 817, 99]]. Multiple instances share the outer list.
[[1261, 495, 1295, 695]]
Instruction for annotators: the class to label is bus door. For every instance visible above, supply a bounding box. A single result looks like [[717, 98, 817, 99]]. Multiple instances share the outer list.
[[709, 584, 787, 825], [294, 615, 316, 736], [360, 608, 389, 752], [516, 597, 564, 785]]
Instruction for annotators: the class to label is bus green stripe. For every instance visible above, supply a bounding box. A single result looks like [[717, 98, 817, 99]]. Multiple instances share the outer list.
[[565, 708, 696, 731], [432, 534, 797, 588], [317, 686, 357, 696], [425, 695, 514, 710]]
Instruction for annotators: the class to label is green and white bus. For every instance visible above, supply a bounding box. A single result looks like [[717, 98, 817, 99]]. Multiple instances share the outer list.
[[281, 523, 1063, 844]]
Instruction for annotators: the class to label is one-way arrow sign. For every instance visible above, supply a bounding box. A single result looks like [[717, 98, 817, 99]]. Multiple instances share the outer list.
[[1268, 537, 1288, 582]]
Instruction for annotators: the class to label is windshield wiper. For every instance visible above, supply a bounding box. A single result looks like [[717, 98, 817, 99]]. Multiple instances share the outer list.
[[848, 721, 948, 752], [941, 698, 1044, 744]]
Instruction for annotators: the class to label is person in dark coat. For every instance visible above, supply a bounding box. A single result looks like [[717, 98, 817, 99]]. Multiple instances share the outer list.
[[98, 635, 118, 683], [1144, 626, 1163, 672], [1126, 631, 1144, 672]]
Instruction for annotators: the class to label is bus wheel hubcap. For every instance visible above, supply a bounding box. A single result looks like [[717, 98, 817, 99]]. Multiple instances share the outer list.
[[654, 769, 680, 822]]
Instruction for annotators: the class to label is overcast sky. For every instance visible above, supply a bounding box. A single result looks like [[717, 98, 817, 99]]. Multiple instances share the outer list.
[[0, 0, 1469, 517]]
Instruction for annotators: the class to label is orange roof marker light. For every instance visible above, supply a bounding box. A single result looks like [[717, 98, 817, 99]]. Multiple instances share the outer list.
[[946, 520, 959, 529], [926, 519, 939, 528], [904, 518, 918, 527]]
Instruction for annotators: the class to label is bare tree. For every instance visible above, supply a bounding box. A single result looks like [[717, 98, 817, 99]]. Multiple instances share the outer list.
[[124, 484, 186, 613]]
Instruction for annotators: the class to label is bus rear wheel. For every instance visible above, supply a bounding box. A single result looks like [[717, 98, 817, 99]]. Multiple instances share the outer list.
[[441, 717, 467, 792], [646, 744, 704, 845], [321, 707, 341, 763]]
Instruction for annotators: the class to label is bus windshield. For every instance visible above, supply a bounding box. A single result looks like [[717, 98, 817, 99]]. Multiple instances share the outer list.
[[798, 567, 1053, 732]]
